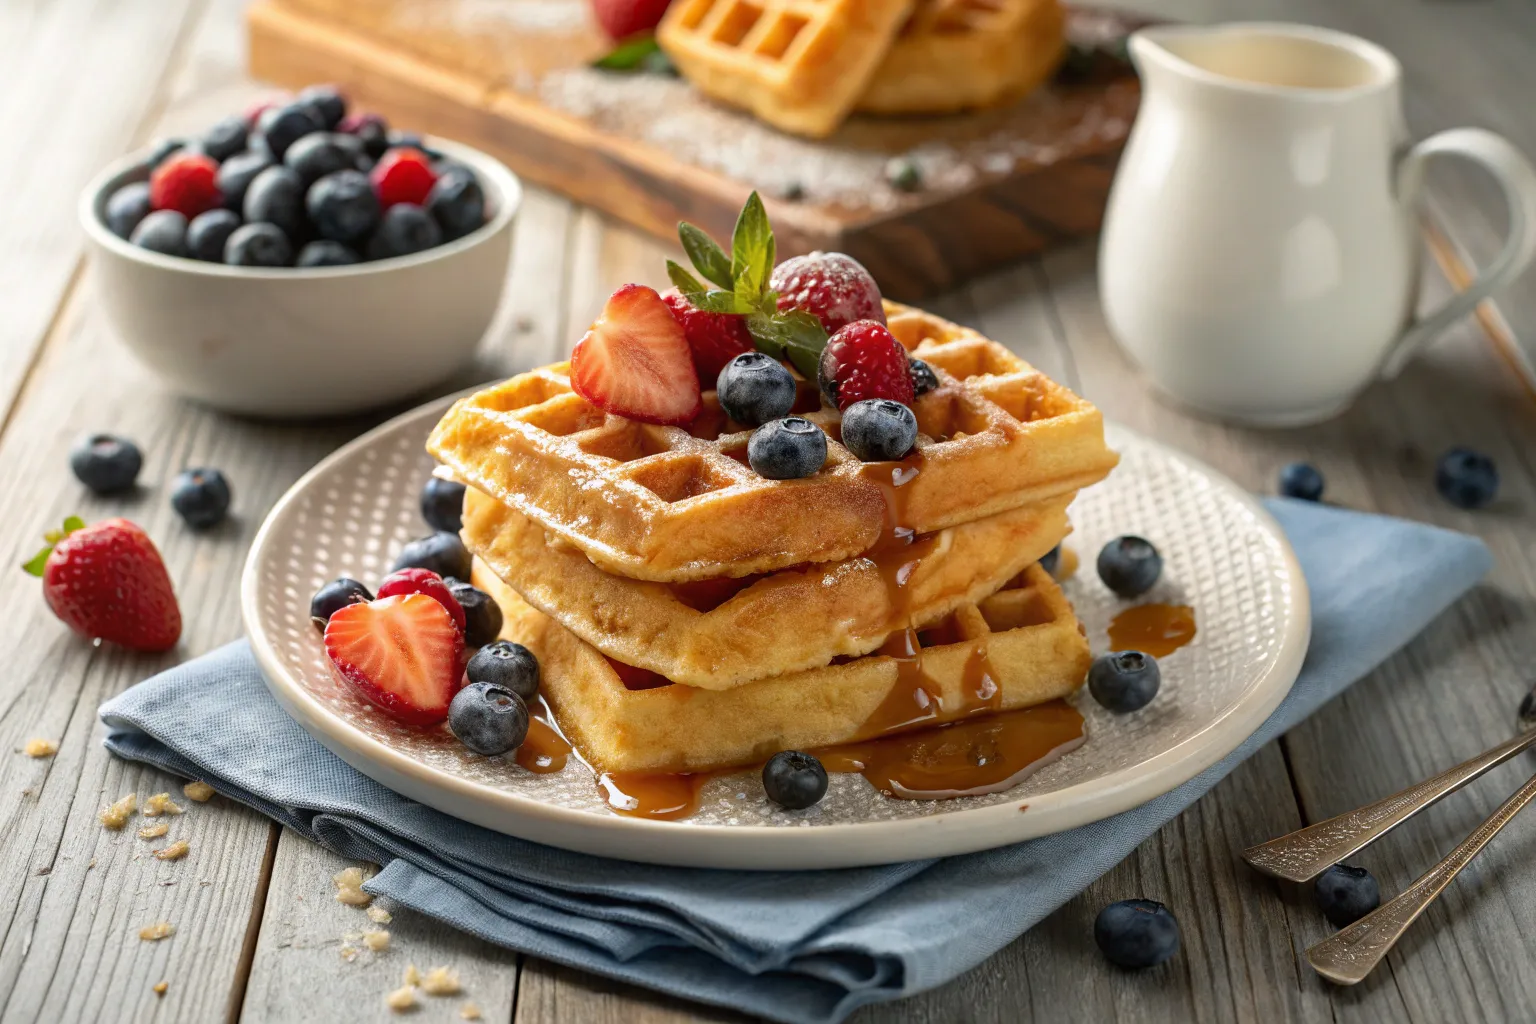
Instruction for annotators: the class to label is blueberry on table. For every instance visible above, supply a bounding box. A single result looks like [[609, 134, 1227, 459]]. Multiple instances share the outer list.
[[186, 209, 241, 262], [242, 165, 305, 240], [716, 352, 796, 426], [1314, 864, 1380, 927], [295, 240, 360, 267], [171, 467, 232, 529], [466, 640, 540, 701], [424, 166, 485, 241], [748, 417, 827, 479], [69, 433, 142, 494], [105, 181, 152, 239], [1435, 447, 1498, 509], [298, 85, 347, 130], [202, 115, 248, 163], [762, 751, 828, 809], [445, 578, 504, 648], [908, 357, 939, 397], [366, 203, 443, 260], [224, 223, 292, 267], [1094, 899, 1180, 968], [841, 398, 918, 462], [129, 210, 189, 257], [261, 101, 323, 160], [420, 477, 467, 533], [216, 150, 273, 210], [284, 133, 351, 185], [449, 681, 530, 756], [1097, 535, 1162, 597], [309, 577, 373, 629], [1088, 651, 1161, 713], [306, 169, 380, 245], [1278, 461, 1325, 502], [392, 531, 472, 581]]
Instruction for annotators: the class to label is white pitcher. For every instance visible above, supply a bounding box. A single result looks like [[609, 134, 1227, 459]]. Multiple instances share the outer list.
[[1100, 22, 1536, 426]]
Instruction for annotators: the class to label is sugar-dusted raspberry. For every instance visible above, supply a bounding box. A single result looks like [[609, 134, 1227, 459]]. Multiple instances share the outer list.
[[770, 251, 885, 334], [660, 288, 756, 387], [817, 320, 914, 411], [149, 153, 223, 220]]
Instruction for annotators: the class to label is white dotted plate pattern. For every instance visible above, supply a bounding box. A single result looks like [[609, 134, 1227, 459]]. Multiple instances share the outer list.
[[242, 394, 1310, 870]]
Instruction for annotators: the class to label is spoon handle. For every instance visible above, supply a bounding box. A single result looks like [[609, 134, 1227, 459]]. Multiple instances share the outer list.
[[1306, 769, 1536, 985], [1242, 729, 1536, 883]]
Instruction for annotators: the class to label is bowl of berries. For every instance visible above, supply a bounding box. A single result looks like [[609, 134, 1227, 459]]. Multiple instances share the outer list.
[[80, 86, 522, 418]]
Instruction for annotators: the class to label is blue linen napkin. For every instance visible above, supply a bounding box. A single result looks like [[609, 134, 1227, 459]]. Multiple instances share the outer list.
[[99, 499, 1490, 1023]]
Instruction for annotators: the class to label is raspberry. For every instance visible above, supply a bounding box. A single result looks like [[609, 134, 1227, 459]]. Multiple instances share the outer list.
[[369, 147, 437, 209], [817, 320, 914, 411], [661, 288, 755, 386], [770, 251, 884, 334], [148, 153, 223, 219]]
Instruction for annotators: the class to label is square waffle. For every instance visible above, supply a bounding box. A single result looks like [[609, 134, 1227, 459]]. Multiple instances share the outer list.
[[428, 301, 1118, 583], [462, 484, 1073, 688], [473, 559, 1091, 773], [656, 0, 917, 138]]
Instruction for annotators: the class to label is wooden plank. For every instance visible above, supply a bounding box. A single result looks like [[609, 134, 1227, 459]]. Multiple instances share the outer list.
[[515, 958, 748, 1023]]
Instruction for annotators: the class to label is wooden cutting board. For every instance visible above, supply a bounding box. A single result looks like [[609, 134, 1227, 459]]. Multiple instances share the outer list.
[[247, 0, 1142, 299]]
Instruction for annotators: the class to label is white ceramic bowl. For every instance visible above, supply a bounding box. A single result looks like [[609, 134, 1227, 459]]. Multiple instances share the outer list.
[[80, 137, 521, 418]]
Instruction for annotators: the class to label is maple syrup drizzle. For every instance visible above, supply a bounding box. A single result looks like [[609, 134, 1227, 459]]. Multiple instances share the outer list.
[[961, 643, 1003, 714], [1107, 603, 1197, 658], [514, 694, 573, 774], [597, 770, 715, 821]]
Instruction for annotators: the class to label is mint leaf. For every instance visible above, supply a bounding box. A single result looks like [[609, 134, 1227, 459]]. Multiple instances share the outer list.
[[747, 309, 827, 379], [666, 259, 707, 296], [21, 547, 49, 577], [693, 289, 755, 315], [592, 35, 661, 71], [679, 223, 733, 290], [730, 192, 774, 302]]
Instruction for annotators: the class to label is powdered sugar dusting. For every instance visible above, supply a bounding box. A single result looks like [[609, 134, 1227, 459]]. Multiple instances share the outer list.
[[396, 0, 591, 35]]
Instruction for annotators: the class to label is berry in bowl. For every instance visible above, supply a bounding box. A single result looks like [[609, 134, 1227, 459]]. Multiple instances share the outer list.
[[80, 87, 521, 418]]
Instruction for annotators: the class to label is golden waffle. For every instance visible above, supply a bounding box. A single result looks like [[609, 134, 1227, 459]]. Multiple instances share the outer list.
[[656, 0, 917, 138], [858, 0, 1066, 115], [474, 559, 1091, 773], [463, 485, 1072, 688], [428, 301, 1118, 583]]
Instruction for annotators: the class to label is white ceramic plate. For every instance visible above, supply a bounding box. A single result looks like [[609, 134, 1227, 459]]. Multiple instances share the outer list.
[[243, 395, 1310, 869]]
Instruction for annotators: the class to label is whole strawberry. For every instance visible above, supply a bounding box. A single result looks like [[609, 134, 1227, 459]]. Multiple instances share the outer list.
[[24, 518, 181, 652], [771, 252, 885, 334], [660, 287, 754, 387], [818, 320, 914, 411], [150, 152, 223, 220], [592, 0, 673, 39]]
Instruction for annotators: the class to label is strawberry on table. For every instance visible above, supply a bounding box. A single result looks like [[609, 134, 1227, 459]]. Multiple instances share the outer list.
[[592, 0, 673, 40], [818, 319, 915, 410], [660, 287, 754, 387], [571, 283, 703, 425], [324, 594, 463, 727], [23, 517, 181, 652]]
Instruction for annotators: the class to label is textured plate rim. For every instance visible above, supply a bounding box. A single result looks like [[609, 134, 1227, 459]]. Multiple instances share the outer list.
[[241, 394, 1311, 870]]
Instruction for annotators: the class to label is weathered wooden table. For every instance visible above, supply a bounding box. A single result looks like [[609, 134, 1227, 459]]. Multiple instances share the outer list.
[[3, 0, 1534, 1020]]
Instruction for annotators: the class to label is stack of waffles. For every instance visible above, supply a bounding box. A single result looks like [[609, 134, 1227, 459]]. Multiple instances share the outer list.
[[428, 302, 1118, 774], [658, 0, 1068, 136]]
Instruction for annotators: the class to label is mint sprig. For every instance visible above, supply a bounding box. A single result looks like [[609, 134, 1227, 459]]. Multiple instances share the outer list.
[[671, 192, 828, 379]]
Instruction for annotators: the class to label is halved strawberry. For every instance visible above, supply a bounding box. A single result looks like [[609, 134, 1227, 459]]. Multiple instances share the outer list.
[[324, 594, 462, 727], [377, 567, 465, 633], [570, 284, 702, 425]]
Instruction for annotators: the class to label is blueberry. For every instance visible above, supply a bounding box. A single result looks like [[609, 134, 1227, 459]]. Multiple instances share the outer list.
[[449, 681, 530, 755], [1094, 899, 1180, 969], [425, 166, 486, 241], [748, 417, 827, 479], [283, 133, 352, 186], [130, 210, 188, 256], [202, 115, 249, 162], [145, 138, 187, 169], [716, 352, 796, 426], [171, 467, 232, 529], [224, 222, 293, 267], [466, 640, 540, 701], [762, 751, 828, 809], [1314, 864, 1380, 927], [840, 398, 918, 462], [328, 132, 364, 159], [1278, 461, 1324, 502], [69, 434, 142, 494], [306, 169, 380, 245], [445, 578, 504, 648], [296, 240, 361, 267], [420, 477, 467, 532], [262, 101, 323, 160], [1039, 544, 1061, 575], [1435, 447, 1498, 509], [366, 204, 442, 260], [309, 577, 373, 628], [186, 208, 242, 262], [1088, 651, 1161, 713], [392, 531, 472, 580], [388, 132, 444, 160], [350, 115, 390, 160], [242, 165, 305, 240], [298, 85, 347, 129], [886, 156, 922, 192], [216, 150, 274, 210], [909, 358, 939, 397], [1097, 535, 1162, 597], [104, 182, 152, 239]]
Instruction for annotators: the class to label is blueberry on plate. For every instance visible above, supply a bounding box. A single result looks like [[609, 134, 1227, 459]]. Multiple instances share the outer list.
[[445, 578, 505, 648], [171, 467, 232, 529], [243, 165, 306, 240], [420, 477, 467, 533], [261, 101, 323, 160], [306, 169, 380, 245], [366, 204, 442, 260], [130, 210, 189, 257], [104, 181, 152, 239], [186, 208, 242, 263], [1278, 461, 1325, 502], [1088, 651, 1161, 713], [449, 681, 530, 756], [297, 84, 347, 130], [309, 577, 373, 629], [909, 358, 939, 397], [224, 222, 292, 267], [762, 751, 828, 809], [392, 531, 472, 581], [1435, 447, 1498, 509], [466, 640, 539, 701], [1094, 899, 1180, 969], [716, 352, 796, 427], [216, 150, 274, 211], [1039, 545, 1061, 576], [748, 417, 827, 479], [1314, 864, 1380, 927], [1096, 535, 1162, 597], [202, 115, 249, 163], [295, 240, 361, 267], [70, 433, 142, 494], [840, 398, 918, 462], [284, 133, 352, 185], [424, 166, 485, 241]]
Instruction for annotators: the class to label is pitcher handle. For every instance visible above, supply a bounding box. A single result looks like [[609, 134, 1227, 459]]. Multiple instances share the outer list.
[[1381, 127, 1536, 379]]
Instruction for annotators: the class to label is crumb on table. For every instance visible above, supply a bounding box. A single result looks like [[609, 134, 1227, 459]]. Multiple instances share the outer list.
[[364, 930, 390, 952], [153, 840, 190, 861], [139, 922, 175, 941], [138, 822, 169, 840], [420, 966, 461, 996], [24, 738, 57, 758], [182, 781, 215, 802], [367, 905, 392, 924], [460, 1002, 482, 1021], [333, 866, 373, 906], [142, 792, 184, 817], [153, 982, 168, 997], [386, 985, 417, 1012], [100, 793, 137, 830]]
